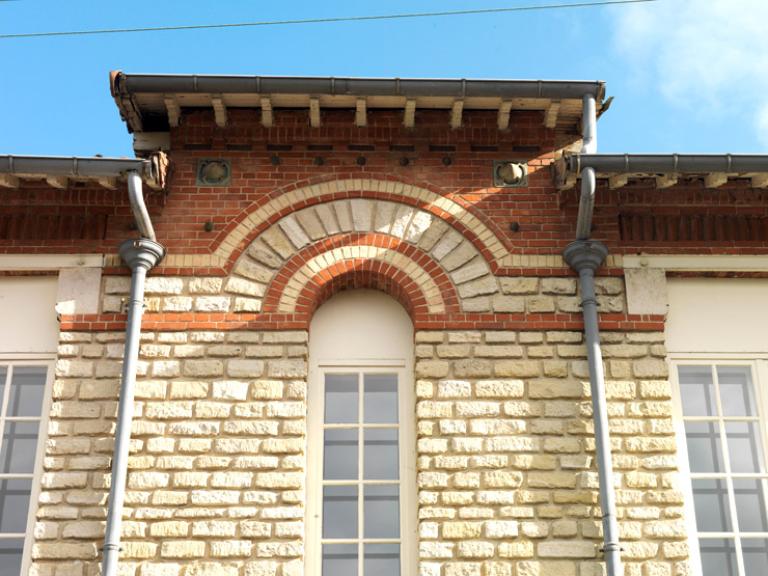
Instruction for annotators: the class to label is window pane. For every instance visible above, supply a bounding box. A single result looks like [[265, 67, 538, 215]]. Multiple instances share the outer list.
[[718, 366, 757, 417], [734, 479, 768, 532], [365, 544, 400, 576], [0, 539, 24, 576], [726, 422, 765, 473], [8, 366, 47, 417], [686, 421, 724, 473], [325, 374, 359, 424], [693, 479, 732, 532], [743, 538, 768, 576], [364, 374, 398, 424], [322, 543, 357, 576], [324, 429, 358, 480], [679, 366, 717, 416], [364, 484, 399, 538], [700, 539, 737, 576], [364, 429, 399, 480], [0, 367, 6, 414], [0, 478, 32, 533], [323, 485, 358, 539], [0, 421, 39, 474]]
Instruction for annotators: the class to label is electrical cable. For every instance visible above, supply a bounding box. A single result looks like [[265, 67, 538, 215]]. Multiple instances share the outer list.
[[0, 0, 658, 40]]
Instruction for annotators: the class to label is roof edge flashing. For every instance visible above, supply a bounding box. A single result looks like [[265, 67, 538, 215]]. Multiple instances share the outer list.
[[0, 152, 168, 189], [562, 153, 768, 175]]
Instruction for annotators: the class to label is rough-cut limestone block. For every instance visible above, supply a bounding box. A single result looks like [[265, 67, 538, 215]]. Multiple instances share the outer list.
[[517, 561, 577, 576], [144, 277, 184, 295], [498, 277, 539, 294]]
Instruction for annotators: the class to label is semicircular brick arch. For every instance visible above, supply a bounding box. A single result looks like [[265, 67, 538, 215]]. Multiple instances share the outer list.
[[284, 257, 455, 319], [220, 197, 501, 315], [263, 240, 463, 316], [210, 177, 513, 269]]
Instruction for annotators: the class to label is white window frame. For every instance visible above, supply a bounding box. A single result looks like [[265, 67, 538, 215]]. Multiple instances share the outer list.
[[670, 353, 768, 576], [306, 359, 417, 576], [0, 355, 55, 576]]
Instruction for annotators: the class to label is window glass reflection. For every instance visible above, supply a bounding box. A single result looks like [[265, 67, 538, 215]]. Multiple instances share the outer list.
[[726, 422, 765, 473], [364, 484, 400, 538], [693, 479, 731, 532], [325, 374, 358, 424], [364, 429, 399, 480], [8, 366, 46, 417], [717, 366, 756, 417], [700, 539, 737, 576], [365, 544, 400, 576], [323, 485, 358, 539], [0, 539, 24, 576], [322, 544, 358, 576], [0, 421, 39, 474], [0, 479, 31, 533], [324, 429, 358, 480], [733, 479, 768, 532], [685, 422, 724, 473], [679, 366, 716, 416], [364, 374, 398, 424]]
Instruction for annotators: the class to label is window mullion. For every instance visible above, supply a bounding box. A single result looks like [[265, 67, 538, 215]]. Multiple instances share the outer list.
[[713, 364, 746, 576], [0, 365, 13, 453], [358, 372, 364, 576]]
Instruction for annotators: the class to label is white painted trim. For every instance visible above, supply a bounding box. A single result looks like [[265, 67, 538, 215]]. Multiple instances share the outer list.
[[0, 357, 55, 575], [669, 357, 768, 576], [306, 291, 416, 576], [315, 359, 406, 368], [669, 361, 704, 576], [0, 254, 105, 270], [306, 365, 416, 576], [623, 254, 768, 272]]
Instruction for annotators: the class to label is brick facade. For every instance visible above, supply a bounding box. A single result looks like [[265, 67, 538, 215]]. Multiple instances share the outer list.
[[11, 105, 767, 576]]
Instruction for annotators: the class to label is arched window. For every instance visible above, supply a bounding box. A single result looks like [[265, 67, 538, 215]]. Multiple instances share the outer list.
[[307, 290, 416, 576]]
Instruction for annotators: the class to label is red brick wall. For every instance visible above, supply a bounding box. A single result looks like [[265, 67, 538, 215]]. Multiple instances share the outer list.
[[4, 110, 767, 260]]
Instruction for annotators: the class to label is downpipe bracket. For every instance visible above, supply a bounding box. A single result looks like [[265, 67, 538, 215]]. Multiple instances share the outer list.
[[563, 239, 608, 272], [119, 238, 165, 271]]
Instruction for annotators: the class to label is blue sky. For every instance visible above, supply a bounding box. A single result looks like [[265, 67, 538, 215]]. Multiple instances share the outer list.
[[1, 0, 765, 157]]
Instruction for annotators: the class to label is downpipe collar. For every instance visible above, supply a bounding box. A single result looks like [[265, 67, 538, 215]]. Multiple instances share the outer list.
[[119, 238, 165, 271], [563, 239, 607, 273]]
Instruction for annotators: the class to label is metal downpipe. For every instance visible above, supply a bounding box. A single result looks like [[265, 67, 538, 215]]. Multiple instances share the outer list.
[[102, 172, 165, 576], [126, 170, 157, 241], [575, 167, 596, 240], [575, 93, 598, 240], [564, 240, 622, 576]]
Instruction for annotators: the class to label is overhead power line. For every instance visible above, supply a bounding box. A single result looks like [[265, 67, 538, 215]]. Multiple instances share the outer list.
[[0, 0, 657, 40]]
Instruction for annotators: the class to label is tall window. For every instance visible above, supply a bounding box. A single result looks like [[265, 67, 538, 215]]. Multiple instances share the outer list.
[[673, 360, 768, 576], [0, 361, 51, 576], [307, 290, 416, 576]]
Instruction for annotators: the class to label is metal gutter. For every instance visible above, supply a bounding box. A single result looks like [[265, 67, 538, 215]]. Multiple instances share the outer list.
[[110, 70, 606, 133], [563, 153, 768, 175], [111, 71, 605, 100], [0, 154, 168, 189], [0, 155, 151, 178]]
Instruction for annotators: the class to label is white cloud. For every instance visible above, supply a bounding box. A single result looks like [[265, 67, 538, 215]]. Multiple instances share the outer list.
[[611, 0, 768, 148]]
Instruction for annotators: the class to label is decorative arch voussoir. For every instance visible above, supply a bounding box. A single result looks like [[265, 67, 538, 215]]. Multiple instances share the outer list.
[[213, 177, 513, 271], [220, 192, 504, 316]]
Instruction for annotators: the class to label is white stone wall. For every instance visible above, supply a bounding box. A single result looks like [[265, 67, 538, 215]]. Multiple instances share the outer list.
[[415, 329, 689, 576], [33, 330, 308, 576], [31, 280, 691, 576]]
